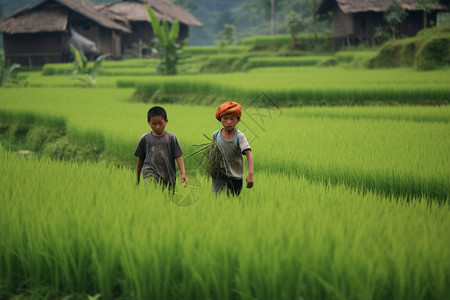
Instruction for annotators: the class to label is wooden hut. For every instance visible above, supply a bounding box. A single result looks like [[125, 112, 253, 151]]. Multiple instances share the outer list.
[[316, 0, 449, 45], [96, 0, 203, 56], [0, 0, 131, 67]]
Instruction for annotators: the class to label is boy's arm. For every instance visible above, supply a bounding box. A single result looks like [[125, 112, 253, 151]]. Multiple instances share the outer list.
[[176, 156, 188, 187], [136, 157, 144, 185], [244, 150, 254, 188]]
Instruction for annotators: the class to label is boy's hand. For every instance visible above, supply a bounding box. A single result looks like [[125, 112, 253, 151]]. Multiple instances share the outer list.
[[246, 173, 254, 188], [181, 174, 189, 187]]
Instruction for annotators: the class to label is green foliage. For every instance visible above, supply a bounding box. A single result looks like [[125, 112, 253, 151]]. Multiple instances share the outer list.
[[120, 66, 450, 105], [369, 26, 450, 70], [185, 134, 227, 177], [42, 63, 73, 76], [286, 11, 304, 48], [0, 100, 449, 298], [220, 24, 237, 46], [415, 36, 450, 70], [70, 45, 109, 88], [146, 5, 185, 75], [0, 54, 21, 87], [247, 56, 331, 68], [200, 55, 249, 72], [384, 0, 408, 39], [241, 33, 333, 52], [415, 0, 439, 29], [184, 45, 250, 55]]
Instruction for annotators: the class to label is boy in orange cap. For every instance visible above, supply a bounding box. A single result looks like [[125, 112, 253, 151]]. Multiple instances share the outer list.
[[212, 101, 254, 196]]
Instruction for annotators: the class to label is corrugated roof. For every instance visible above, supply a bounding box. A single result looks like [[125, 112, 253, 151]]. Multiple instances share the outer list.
[[317, 0, 449, 14], [0, 0, 131, 34]]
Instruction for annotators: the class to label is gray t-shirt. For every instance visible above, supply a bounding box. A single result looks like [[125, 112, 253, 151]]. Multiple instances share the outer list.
[[213, 129, 251, 179], [134, 131, 183, 183]]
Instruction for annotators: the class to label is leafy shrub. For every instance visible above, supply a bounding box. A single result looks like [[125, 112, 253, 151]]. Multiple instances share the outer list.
[[368, 40, 407, 68], [415, 37, 450, 70], [0, 54, 21, 87], [368, 26, 450, 70]]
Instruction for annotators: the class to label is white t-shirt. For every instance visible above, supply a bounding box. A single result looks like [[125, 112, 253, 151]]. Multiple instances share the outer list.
[[213, 129, 251, 179]]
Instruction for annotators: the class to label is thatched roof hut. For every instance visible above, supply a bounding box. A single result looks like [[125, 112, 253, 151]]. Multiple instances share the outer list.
[[317, 0, 449, 44], [0, 0, 131, 66], [96, 0, 202, 55]]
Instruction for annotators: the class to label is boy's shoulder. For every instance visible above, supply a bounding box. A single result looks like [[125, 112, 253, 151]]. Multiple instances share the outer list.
[[235, 129, 249, 140], [212, 129, 220, 139]]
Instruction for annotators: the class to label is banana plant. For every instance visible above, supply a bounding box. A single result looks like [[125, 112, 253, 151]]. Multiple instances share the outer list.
[[70, 44, 109, 88], [146, 5, 185, 75], [0, 54, 21, 87]]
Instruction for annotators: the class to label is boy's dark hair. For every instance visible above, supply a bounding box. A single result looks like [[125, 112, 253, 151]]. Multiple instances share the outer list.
[[147, 106, 167, 121]]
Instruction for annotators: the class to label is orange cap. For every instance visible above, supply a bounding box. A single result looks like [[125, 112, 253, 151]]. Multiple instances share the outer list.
[[216, 101, 242, 121]]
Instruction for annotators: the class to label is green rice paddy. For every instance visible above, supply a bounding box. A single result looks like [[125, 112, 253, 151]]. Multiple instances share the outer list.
[[1, 56, 449, 299]]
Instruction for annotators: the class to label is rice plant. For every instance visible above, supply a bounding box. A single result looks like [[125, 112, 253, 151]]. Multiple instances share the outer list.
[[184, 134, 226, 177], [0, 88, 449, 199], [1, 147, 449, 299]]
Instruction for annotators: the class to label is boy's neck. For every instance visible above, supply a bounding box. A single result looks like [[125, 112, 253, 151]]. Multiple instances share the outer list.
[[151, 130, 167, 137], [221, 128, 236, 140]]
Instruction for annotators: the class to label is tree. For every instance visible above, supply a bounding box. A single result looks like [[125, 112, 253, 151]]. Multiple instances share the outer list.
[[220, 24, 236, 46], [243, 0, 287, 35], [384, 0, 408, 39], [286, 11, 304, 48], [416, 0, 439, 29], [297, 0, 320, 38], [146, 5, 185, 75]]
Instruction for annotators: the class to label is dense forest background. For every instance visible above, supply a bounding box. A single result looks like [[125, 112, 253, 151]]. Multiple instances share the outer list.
[[0, 0, 330, 46]]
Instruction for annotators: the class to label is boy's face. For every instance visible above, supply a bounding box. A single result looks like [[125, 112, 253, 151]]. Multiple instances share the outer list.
[[220, 114, 239, 132], [148, 116, 168, 136]]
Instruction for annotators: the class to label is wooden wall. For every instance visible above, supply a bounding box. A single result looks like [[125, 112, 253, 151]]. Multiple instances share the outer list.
[[3, 32, 64, 67]]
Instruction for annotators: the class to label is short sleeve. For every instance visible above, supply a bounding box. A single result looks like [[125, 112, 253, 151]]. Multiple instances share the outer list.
[[212, 130, 220, 141], [172, 135, 184, 159], [237, 131, 251, 154], [134, 136, 146, 160]]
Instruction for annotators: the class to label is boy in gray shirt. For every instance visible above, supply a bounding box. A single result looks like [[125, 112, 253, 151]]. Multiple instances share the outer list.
[[212, 101, 254, 196], [134, 106, 188, 191]]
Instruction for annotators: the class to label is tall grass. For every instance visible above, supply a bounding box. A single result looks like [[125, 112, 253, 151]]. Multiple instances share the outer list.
[[247, 56, 332, 68], [21, 64, 450, 105], [117, 67, 450, 105], [0, 88, 449, 199], [183, 46, 250, 55], [1, 147, 449, 299], [240, 33, 330, 48]]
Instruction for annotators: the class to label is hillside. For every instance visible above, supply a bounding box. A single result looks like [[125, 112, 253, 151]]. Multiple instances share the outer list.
[[368, 26, 450, 70]]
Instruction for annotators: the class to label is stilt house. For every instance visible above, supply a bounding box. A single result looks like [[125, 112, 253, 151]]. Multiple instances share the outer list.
[[0, 0, 131, 67], [316, 0, 449, 45], [96, 0, 203, 55]]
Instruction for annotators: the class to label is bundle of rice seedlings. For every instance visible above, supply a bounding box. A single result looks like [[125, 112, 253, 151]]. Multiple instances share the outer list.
[[185, 134, 227, 177]]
